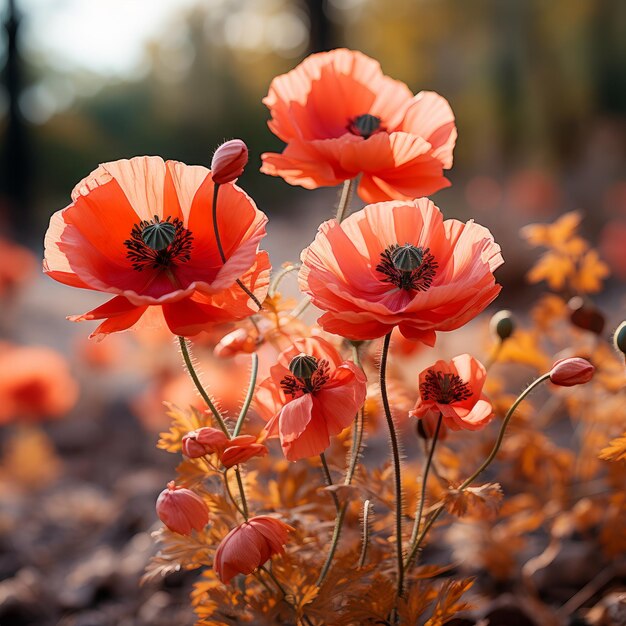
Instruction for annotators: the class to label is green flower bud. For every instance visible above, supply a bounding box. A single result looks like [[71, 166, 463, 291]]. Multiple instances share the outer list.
[[490, 309, 515, 341], [288, 353, 319, 380]]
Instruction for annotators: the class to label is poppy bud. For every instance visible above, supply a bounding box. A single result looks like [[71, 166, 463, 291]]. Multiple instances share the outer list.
[[156, 481, 209, 535], [220, 435, 269, 468], [549, 357, 595, 387], [211, 139, 248, 184], [182, 427, 230, 458], [568, 296, 605, 335], [614, 321, 626, 357], [391, 244, 424, 272], [288, 353, 319, 380], [214, 515, 293, 583], [490, 309, 515, 341]]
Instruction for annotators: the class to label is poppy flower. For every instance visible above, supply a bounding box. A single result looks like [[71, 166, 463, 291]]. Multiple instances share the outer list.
[[261, 48, 456, 203], [0, 344, 79, 423], [410, 354, 494, 432], [299, 198, 503, 344], [220, 435, 268, 468], [214, 515, 293, 583], [44, 156, 270, 339], [255, 336, 367, 461], [156, 481, 209, 536]]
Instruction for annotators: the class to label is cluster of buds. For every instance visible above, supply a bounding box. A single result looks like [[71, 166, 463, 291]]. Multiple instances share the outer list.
[[182, 427, 268, 468]]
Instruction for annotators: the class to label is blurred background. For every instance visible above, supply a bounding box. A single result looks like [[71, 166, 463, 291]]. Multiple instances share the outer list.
[[0, 1, 624, 625]]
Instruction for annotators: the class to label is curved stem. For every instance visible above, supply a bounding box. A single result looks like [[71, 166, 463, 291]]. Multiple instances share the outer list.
[[234, 467, 249, 520], [320, 453, 341, 514], [223, 468, 247, 519], [289, 295, 311, 319], [233, 352, 258, 437], [484, 339, 504, 372], [316, 453, 346, 587], [268, 263, 300, 298], [404, 373, 551, 570], [345, 342, 366, 486], [212, 183, 263, 310], [335, 176, 360, 223], [380, 331, 404, 596], [178, 336, 229, 436], [408, 413, 443, 552]]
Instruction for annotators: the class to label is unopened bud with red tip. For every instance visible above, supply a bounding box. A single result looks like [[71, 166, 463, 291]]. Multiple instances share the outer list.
[[211, 139, 248, 184], [156, 481, 209, 535], [490, 309, 515, 341], [549, 357, 595, 387], [182, 427, 230, 458], [614, 321, 626, 358]]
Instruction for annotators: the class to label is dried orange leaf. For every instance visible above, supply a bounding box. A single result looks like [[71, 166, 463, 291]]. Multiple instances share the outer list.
[[599, 432, 626, 463]]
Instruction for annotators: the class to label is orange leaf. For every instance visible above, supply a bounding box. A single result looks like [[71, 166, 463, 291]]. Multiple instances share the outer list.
[[599, 432, 626, 463]]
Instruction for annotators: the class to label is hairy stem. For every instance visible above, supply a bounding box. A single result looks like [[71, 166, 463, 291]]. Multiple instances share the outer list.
[[178, 336, 229, 436], [404, 373, 551, 570], [358, 499, 372, 568], [407, 413, 443, 556], [380, 331, 404, 596], [233, 352, 258, 437], [335, 175, 360, 223]]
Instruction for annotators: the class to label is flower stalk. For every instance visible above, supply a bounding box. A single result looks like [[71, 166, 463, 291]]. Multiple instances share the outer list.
[[380, 331, 405, 596], [404, 372, 551, 571]]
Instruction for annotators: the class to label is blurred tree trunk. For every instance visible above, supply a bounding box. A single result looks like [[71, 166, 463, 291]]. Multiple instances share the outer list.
[[1, 0, 31, 242], [304, 0, 337, 53]]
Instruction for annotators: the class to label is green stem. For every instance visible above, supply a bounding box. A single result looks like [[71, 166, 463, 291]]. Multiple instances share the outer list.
[[178, 336, 229, 436], [235, 468, 249, 520], [289, 295, 311, 319], [345, 342, 366, 486], [316, 452, 347, 587], [358, 499, 372, 568], [233, 352, 258, 437], [320, 453, 341, 514], [408, 413, 443, 553], [212, 183, 263, 310], [335, 176, 360, 223], [403, 373, 551, 570], [223, 468, 247, 519], [380, 331, 404, 596], [268, 263, 300, 298], [260, 564, 314, 625]]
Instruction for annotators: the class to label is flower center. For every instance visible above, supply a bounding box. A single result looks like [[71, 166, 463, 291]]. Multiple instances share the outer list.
[[348, 113, 383, 139], [420, 370, 472, 404], [376, 244, 438, 291], [124, 216, 193, 272], [280, 357, 330, 397]]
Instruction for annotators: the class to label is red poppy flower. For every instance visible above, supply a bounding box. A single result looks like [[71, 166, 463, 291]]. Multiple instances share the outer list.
[[261, 48, 456, 203], [410, 354, 494, 432], [255, 336, 366, 461], [44, 156, 270, 339], [214, 515, 293, 583], [299, 198, 503, 344]]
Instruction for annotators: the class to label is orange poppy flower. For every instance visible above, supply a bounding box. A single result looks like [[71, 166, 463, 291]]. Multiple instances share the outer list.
[[44, 156, 270, 339], [214, 515, 293, 583], [255, 336, 367, 461], [410, 354, 494, 432], [299, 198, 503, 343], [0, 344, 79, 423], [261, 48, 456, 203]]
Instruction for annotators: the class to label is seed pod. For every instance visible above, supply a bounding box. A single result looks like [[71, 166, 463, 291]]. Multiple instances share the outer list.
[[490, 309, 515, 341]]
